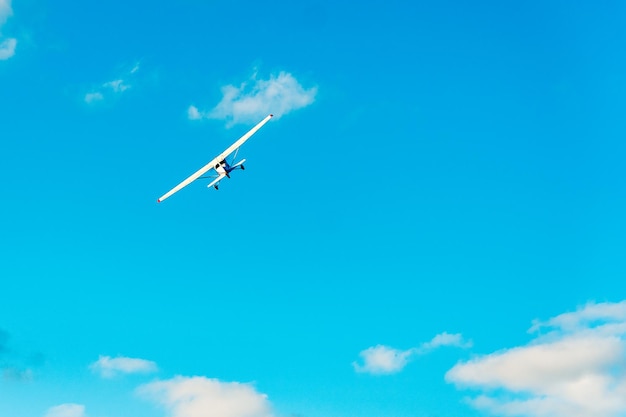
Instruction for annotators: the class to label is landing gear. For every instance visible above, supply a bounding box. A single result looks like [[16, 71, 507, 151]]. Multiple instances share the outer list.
[[241, 165, 245, 170], [214, 184, 219, 190]]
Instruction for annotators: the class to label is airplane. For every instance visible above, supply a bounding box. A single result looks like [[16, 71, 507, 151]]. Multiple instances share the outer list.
[[157, 114, 273, 203]]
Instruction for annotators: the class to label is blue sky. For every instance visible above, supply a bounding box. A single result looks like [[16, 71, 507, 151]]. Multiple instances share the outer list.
[[2, 1, 626, 417]]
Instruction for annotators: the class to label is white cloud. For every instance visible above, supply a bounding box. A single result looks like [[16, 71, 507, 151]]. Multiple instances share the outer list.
[[446, 301, 626, 417], [90, 355, 157, 378], [138, 376, 274, 417], [84, 64, 139, 104], [103, 79, 130, 93], [0, 0, 16, 60], [191, 71, 317, 126], [353, 345, 413, 375], [44, 404, 85, 417], [421, 332, 473, 352], [354, 332, 472, 375]]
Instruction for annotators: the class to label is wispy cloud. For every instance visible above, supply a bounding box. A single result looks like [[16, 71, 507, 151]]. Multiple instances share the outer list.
[[102, 79, 130, 93], [446, 301, 626, 417], [84, 92, 103, 104], [0, 0, 17, 60], [84, 63, 140, 104], [421, 332, 473, 352], [44, 404, 85, 417], [90, 355, 158, 378], [188, 104, 202, 120], [529, 300, 626, 333], [353, 332, 472, 375], [138, 376, 274, 417], [189, 70, 317, 126]]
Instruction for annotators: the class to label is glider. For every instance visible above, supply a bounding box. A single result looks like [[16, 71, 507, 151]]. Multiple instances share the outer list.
[[157, 114, 273, 202]]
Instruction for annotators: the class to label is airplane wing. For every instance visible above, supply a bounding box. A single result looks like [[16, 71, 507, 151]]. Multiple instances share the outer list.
[[157, 114, 273, 203], [214, 114, 273, 166]]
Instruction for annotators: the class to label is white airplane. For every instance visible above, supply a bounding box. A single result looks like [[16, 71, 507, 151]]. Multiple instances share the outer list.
[[157, 114, 273, 203]]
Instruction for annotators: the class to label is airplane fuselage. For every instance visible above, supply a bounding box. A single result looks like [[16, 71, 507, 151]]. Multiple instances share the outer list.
[[214, 159, 245, 182]]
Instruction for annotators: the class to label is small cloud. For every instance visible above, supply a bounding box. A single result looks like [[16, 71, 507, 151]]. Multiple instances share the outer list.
[[353, 345, 413, 375], [90, 355, 157, 378], [84, 92, 103, 104], [0, 0, 12, 25], [0, 37, 16, 60], [187, 105, 202, 120], [354, 332, 472, 375], [44, 404, 85, 417], [138, 376, 274, 417], [446, 300, 626, 417], [84, 63, 139, 104], [191, 71, 317, 126], [421, 332, 473, 351], [0, 0, 16, 60], [103, 79, 130, 93]]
